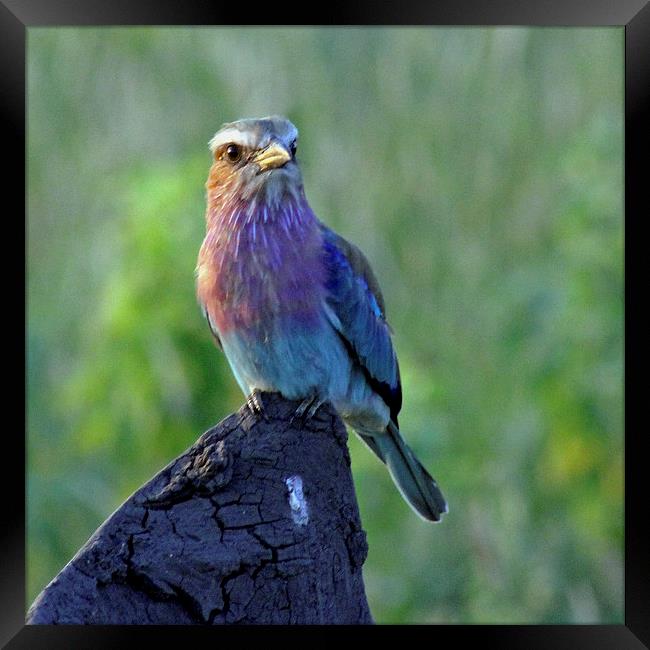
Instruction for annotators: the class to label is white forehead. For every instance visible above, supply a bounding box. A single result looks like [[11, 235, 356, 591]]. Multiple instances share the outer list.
[[208, 116, 299, 154]]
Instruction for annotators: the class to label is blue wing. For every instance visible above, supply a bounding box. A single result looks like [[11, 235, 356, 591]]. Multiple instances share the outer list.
[[320, 225, 402, 423]]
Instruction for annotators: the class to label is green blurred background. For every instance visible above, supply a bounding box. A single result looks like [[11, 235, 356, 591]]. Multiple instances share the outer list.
[[27, 27, 623, 623]]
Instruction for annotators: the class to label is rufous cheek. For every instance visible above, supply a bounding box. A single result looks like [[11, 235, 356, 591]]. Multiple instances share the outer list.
[[206, 162, 231, 191]]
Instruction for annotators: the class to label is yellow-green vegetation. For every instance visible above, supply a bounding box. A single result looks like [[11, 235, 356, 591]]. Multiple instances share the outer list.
[[27, 27, 623, 623]]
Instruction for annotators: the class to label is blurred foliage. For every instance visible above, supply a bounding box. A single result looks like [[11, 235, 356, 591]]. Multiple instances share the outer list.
[[27, 27, 623, 623]]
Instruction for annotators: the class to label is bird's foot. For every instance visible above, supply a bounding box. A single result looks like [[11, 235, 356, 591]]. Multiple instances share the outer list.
[[246, 389, 269, 421], [291, 395, 325, 426], [306, 398, 325, 420]]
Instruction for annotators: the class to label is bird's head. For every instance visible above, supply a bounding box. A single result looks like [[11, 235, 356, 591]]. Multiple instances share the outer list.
[[206, 116, 303, 214]]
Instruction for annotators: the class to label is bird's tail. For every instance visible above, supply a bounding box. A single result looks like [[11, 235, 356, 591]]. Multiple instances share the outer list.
[[374, 421, 448, 522]]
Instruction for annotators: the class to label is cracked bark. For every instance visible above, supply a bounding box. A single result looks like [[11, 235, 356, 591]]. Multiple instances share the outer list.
[[26, 393, 373, 625]]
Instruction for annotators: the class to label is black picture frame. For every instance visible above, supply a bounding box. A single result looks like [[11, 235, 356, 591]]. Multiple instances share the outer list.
[[5, 0, 648, 646]]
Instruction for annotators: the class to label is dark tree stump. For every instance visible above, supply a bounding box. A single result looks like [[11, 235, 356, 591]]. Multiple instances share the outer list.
[[27, 393, 372, 625]]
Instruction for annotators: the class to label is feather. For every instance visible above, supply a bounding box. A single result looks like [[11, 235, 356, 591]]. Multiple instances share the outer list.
[[201, 305, 223, 350], [320, 225, 402, 423]]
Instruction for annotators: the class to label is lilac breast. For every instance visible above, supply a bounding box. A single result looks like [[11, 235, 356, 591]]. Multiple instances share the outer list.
[[199, 199, 325, 337]]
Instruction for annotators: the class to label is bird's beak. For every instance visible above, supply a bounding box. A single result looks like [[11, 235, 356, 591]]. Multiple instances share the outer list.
[[255, 143, 291, 171]]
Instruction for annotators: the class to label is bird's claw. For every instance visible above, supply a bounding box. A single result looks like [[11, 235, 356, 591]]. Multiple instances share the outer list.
[[246, 390, 269, 421], [306, 398, 324, 420], [291, 395, 324, 426]]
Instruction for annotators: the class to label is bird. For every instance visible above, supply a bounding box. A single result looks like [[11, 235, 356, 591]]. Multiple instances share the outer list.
[[196, 116, 447, 522]]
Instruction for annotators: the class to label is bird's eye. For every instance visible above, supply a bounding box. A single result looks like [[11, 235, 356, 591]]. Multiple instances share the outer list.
[[290, 140, 297, 158], [224, 143, 242, 163]]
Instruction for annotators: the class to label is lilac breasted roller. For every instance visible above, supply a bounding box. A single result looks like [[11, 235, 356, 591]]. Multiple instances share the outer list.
[[196, 116, 447, 522]]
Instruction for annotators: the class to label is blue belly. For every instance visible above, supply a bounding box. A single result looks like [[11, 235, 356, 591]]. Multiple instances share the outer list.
[[219, 314, 351, 401]]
